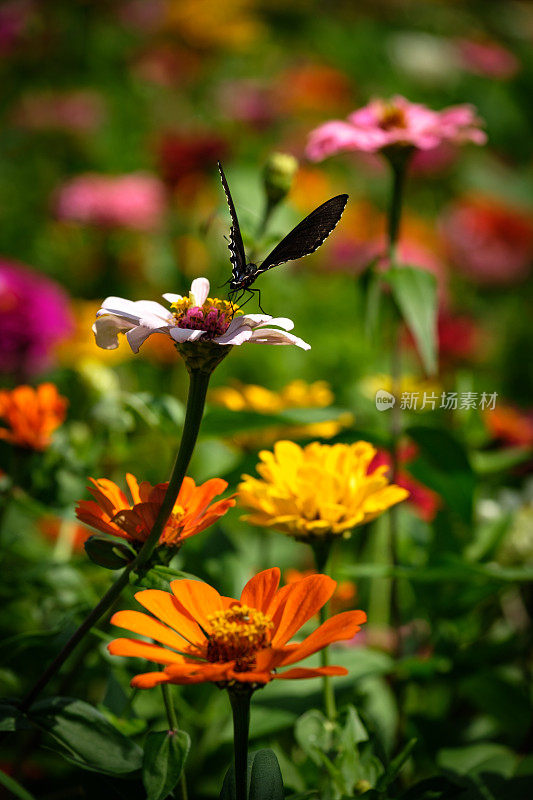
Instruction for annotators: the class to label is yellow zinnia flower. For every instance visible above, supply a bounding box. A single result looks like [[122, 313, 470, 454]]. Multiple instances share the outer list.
[[210, 380, 352, 449], [210, 379, 334, 413], [238, 440, 409, 541]]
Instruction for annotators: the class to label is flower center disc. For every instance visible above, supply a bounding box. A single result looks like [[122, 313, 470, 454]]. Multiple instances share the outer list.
[[206, 603, 273, 670], [171, 297, 238, 338], [378, 104, 407, 131]]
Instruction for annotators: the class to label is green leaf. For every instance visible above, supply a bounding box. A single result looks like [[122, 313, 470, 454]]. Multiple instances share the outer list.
[[29, 697, 143, 776], [376, 738, 417, 790], [142, 729, 190, 800], [0, 702, 31, 732], [386, 266, 437, 375], [0, 769, 37, 800], [249, 749, 285, 800], [437, 742, 518, 778], [220, 749, 284, 800], [84, 535, 136, 570], [294, 709, 334, 764]]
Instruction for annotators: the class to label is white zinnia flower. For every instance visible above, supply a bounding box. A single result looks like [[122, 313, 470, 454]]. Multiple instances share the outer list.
[[93, 277, 311, 352]]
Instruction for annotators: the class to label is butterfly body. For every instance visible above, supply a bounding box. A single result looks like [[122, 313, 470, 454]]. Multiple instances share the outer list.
[[218, 161, 348, 307], [229, 262, 260, 294]]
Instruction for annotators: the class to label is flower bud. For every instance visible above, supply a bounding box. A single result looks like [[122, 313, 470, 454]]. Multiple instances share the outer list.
[[263, 152, 298, 206]]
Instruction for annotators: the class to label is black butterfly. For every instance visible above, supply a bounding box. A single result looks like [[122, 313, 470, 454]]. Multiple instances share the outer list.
[[218, 161, 348, 308]]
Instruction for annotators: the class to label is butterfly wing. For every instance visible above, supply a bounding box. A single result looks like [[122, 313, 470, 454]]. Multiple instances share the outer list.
[[258, 194, 349, 273], [218, 161, 246, 279]]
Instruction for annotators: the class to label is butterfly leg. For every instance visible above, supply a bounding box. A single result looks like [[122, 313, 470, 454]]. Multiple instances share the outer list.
[[254, 287, 266, 314]]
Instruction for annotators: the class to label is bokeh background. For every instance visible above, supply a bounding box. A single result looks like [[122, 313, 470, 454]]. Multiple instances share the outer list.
[[1, 1, 533, 798]]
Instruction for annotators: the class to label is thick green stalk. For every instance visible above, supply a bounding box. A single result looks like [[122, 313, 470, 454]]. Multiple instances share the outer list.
[[18, 369, 211, 713], [161, 684, 188, 800], [386, 156, 410, 653], [229, 690, 252, 800], [311, 538, 336, 721]]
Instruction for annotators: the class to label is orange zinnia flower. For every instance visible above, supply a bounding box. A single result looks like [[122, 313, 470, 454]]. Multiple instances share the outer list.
[[76, 474, 235, 548], [108, 568, 366, 687], [0, 383, 67, 450]]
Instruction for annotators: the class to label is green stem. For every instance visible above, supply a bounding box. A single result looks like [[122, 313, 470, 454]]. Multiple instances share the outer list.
[[311, 538, 336, 721], [161, 684, 188, 800], [385, 155, 409, 654], [229, 690, 252, 800], [18, 369, 211, 713]]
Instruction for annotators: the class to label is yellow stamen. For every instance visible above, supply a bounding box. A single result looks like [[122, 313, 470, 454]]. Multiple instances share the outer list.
[[206, 603, 273, 669]]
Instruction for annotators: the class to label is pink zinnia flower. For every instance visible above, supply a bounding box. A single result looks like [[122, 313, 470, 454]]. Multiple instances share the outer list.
[[442, 196, 533, 286], [0, 260, 73, 377], [306, 95, 486, 160], [56, 173, 166, 231]]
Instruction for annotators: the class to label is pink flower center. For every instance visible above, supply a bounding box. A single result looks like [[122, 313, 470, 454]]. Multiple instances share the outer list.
[[173, 302, 233, 340], [378, 104, 407, 131]]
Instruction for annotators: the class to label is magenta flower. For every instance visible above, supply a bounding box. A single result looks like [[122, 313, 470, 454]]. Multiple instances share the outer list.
[[0, 260, 74, 377], [306, 96, 486, 161], [55, 173, 166, 231]]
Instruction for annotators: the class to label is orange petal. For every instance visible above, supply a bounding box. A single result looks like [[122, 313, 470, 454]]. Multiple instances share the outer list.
[[131, 671, 172, 689], [170, 579, 225, 632], [107, 638, 186, 665], [125, 473, 142, 504], [134, 589, 206, 648], [275, 665, 348, 680], [163, 662, 231, 684], [75, 500, 124, 537], [87, 478, 129, 517], [277, 610, 367, 666], [240, 568, 280, 612], [269, 574, 337, 647], [111, 609, 190, 652]]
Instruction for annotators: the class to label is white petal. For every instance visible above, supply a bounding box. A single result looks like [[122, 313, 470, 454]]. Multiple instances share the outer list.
[[214, 327, 253, 345], [93, 315, 136, 350], [162, 293, 183, 303], [169, 327, 205, 343], [132, 300, 173, 320], [190, 277, 210, 306], [249, 328, 311, 350], [255, 317, 295, 331], [126, 325, 170, 354], [100, 296, 140, 314], [219, 317, 247, 338], [239, 313, 272, 326]]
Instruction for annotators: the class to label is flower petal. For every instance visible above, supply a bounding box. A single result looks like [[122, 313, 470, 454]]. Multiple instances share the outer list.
[[170, 579, 225, 633], [240, 568, 280, 612], [190, 278, 210, 306], [277, 610, 367, 666], [107, 637, 186, 665], [111, 609, 190, 651], [92, 315, 136, 350], [134, 589, 206, 648], [169, 327, 205, 343], [131, 671, 172, 689], [269, 574, 337, 647], [275, 665, 347, 679]]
